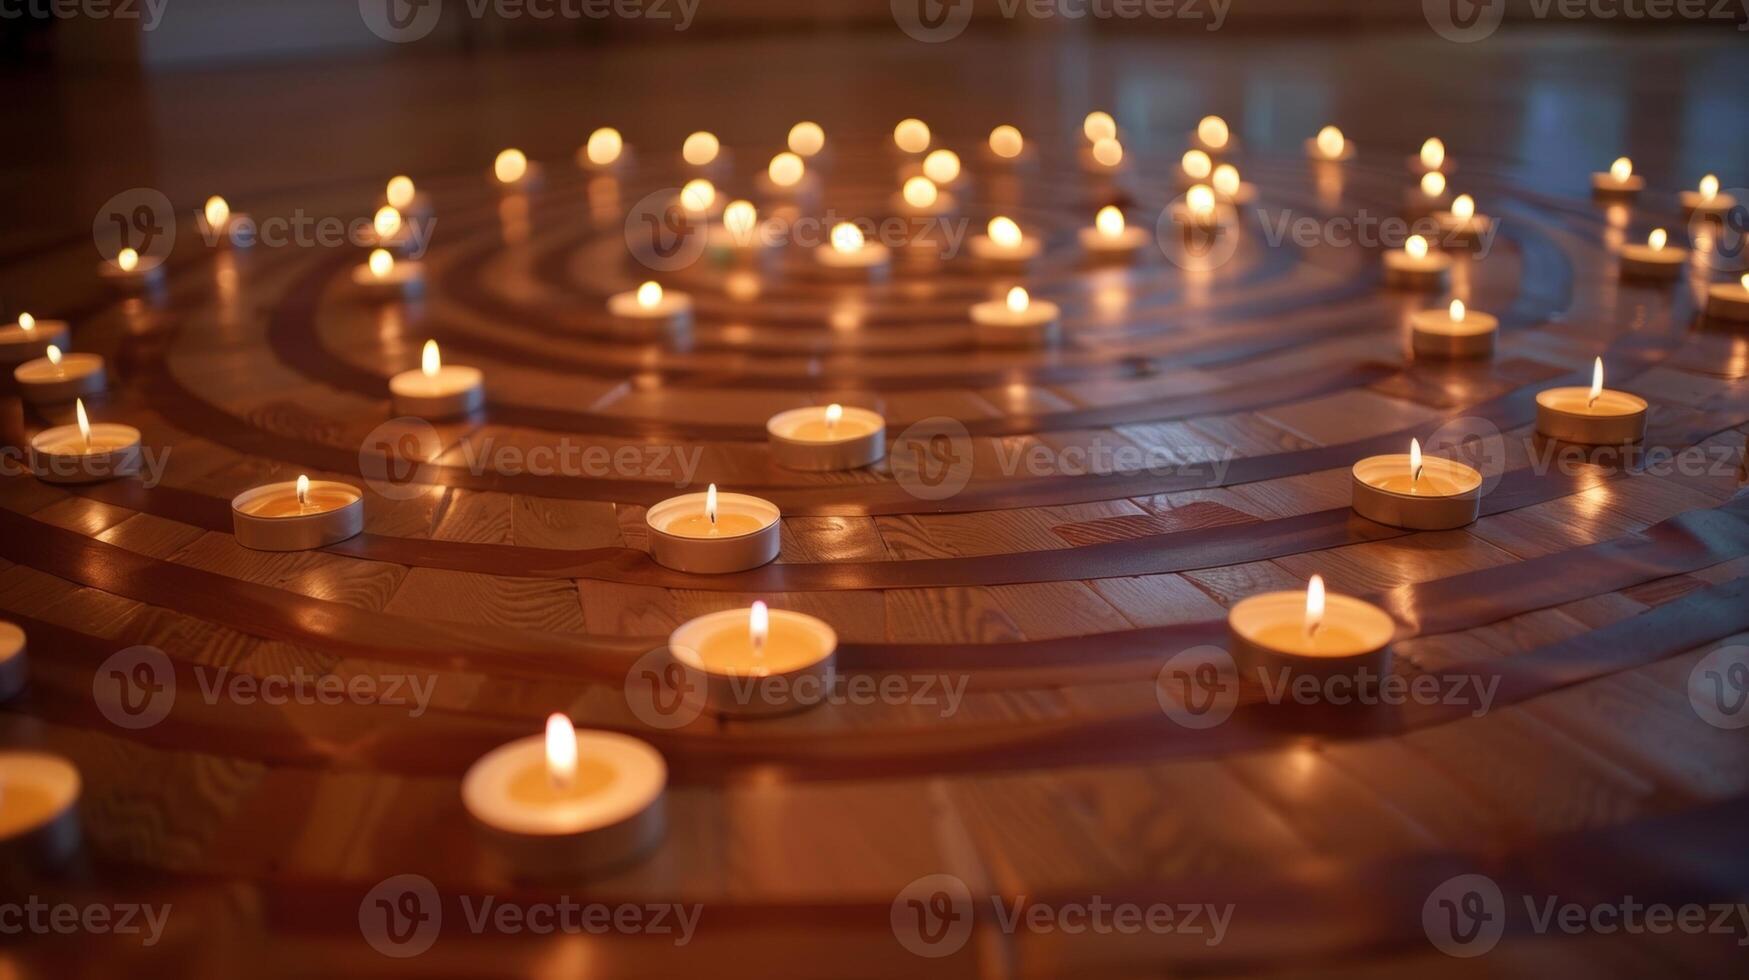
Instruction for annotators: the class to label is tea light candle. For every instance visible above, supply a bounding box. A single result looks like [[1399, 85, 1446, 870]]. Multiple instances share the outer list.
[[893, 118, 931, 155], [363, 205, 411, 249], [767, 403, 887, 471], [1408, 137, 1451, 175], [1411, 300, 1497, 359], [608, 280, 694, 334], [0, 313, 69, 364], [1307, 125, 1355, 162], [231, 474, 365, 551], [1535, 357, 1648, 445], [969, 216, 1041, 270], [682, 130, 725, 171], [758, 151, 815, 199], [462, 714, 666, 878], [1433, 194, 1493, 245], [97, 247, 160, 289], [1592, 156, 1644, 198], [1083, 111, 1118, 144], [0, 621, 26, 702], [1705, 274, 1749, 322], [1170, 185, 1231, 230], [1079, 206, 1149, 262], [1229, 575, 1394, 681], [198, 195, 250, 246], [383, 175, 431, 217], [1193, 115, 1236, 155], [0, 751, 81, 868], [1680, 174, 1736, 216], [390, 340, 483, 419], [351, 248, 424, 297], [30, 399, 141, 484], [645, 484, 781, 573], [13, 345, 105, 405], [814, 223, 891, 279], [1079, 137, 1126, 174], [986, 124, 1029, 165], [579, 127, 629, 172], [892, 176, 956, 218], [1619, 228, 1687, 280], [1351, 438, 1482, 530], [493, 148, 540, 190], [668, 602, 838, 718], [919, 149, 965, 188], [789, 121, 826, 158], [971, 287, 1060, 348], [707, 200, 771, 261], [1178, 149, 1213, 189], [1406, 171, 1452, 215], [1383, 235, 1452, 290]]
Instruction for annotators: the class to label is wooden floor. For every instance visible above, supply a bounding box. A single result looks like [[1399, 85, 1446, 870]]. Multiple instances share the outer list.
[[3, 30, 1749, 978]]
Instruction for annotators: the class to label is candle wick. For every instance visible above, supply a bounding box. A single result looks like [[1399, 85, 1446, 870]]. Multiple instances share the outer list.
[[1412, 463, 1423, 485], [1588, 392, 1599, 409]]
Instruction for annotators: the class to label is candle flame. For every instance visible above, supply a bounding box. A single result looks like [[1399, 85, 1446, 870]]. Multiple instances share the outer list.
[[1197, 115, 1229, 149], [1213, 164, 1240, 198], [1181, 149, 1211, 180], [830, 222, 864, 254], [368, 248, 394, 278], [204, 196, 230, 229], [1451, 194, 1475, 220], [706, 483, 718, 526], [637, 281, 664, 309], [1096, 206, 1125, 238], [682, 131, 720, 167], [1421, 171, 1447, 197], [1741, 273, 1749, 292], [493, 148, 528, 184], [1316, 125, 1345, 159], [117, 248, 139, 272], [923, 149, 961, 184], [1406, 235, 1429, 260], [1091, 138, 1123, 168], [1648, 228, 1667, 251], [1082, 111, 1116, 143], [1187, 185, 1216, 217], [373, 205, 402, 239], [421, 339, 440, 378], [17, 313, 34, 332], [768, 152, 804, 188], [788, 121, 824, 157], [46, 344, 61, 366], [902, 176, 939, 209], [724, 200, 757, 243], [1305, 574, 1326, 638], [1420, 138, 1445, 170], [989, 124, 1023, 159], [1006, 287, 1030, 314], [825, 402, 843, 433], [545, 713, 577, 789], [386, 176, 416, 210], [1450, 299, 1466, 321], [680, 178, 716, 213], [1700, 174, 1719, 200], [988, 216, 1022, 249], [296, 474, 310, 505], [1589, 357, 1604, 407], [1610, 157, 1632, 183], [75, 398, 91, 449], [893, 118, 931, 154], [586, 127, 623, 167], [1410, 438, 1424, 484], [749, 600, 769, 658]]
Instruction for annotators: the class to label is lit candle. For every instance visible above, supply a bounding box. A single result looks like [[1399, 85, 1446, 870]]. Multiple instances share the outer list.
[[1212, 163, 1254, 205], [1383, 235, 1452, 290], [677, 178, 719, 217], [767, 402, 888, 471], [761, 152, 810, 197], [1194, 115, 1233, 154], [893, 117, 931, 155], [98, 246, 158, 289], [231, 474, 366, 551], [709, 200, 769, 259], [1228, 574, 1394, 681], [1083, 111, 1118, 143], [368, 204, 406, 248], [668, 603, 838, 717], [608, 280, 695, 334], [1432, 193, 1493, 245], [1680, 174, 1736, 215], [1535, 357, 1648, 445], [580, 127, 627, 171], [493, 147, 535, 188], [201, 195, 247, 245], [0, 751, 81, 869], [0, 621, 26, 703], [1351, 438, 1483, 530], [788, 121, 825, 157], [970, 286, 1061, 348], [1307, 124, 1354, 162], [1618, 228, 1688, 280], [1079, 205, 1149, 261], [385, 175, 422, 213], [1410, 137, 1449, 175], [389, 340, 483, 419], [1179, 149, 1213, 187], [1705, 273, 1749, 322], [922, 149, 962, 186], [681, 130, 721, 168], [0, 311, 70, 365], [1170, 184, 1230, 231], [814, 222, 891, 279], [1592, 156, 1644, 198], [968, 216, 1041, 269], [350, 247, 424, 296], [13, 344, 106, 404], [1407, 170, 1451, 215], [1083, 137, 1125, 173], [29, 398, 142, 484], [987, 124, 1026, 163], [893, 175, 954, 217], [1411, 299, 1498, 359], [462, 714, 667, 878], [645, 484, 782, 573]]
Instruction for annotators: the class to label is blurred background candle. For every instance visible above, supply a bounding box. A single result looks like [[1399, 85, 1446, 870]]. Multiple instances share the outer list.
[[1083, 110, 1117, 143], [1592, 156, 1643, 198], [1079, 205, 1148, 261], [1536, 357, 1648, 444], [788, 121, 825, 158], [767, 403, 887, 470], [493, 147, 537, 188], [579, 127, 628, 172], [30, 399, 141, 484], [1384, 235, 1452, 289], [351, 247, 423, 296], [1706, 273, 1749, 322], [1351, 438, 1483, 529], [1619, 228, 1687, 280], [98, 246, 158, 289], [1680, 174, 1735, 215], [969, 216, 1041, 268], [1212, 163, 1254, 204], [971, 286, 1059, 347], [609, 280, 694, 333], [893, 175, 954, 217], [0, 751, 81, 869], [709, 200, 769, 259], [1171, 185, 1229, 230], [232, 474, 365, 551], [668, 603, 838, 717], [1406, 170, 1451, 216], [815, 222, 890, 278], [390, 340, 482, 419], [1308, 124, 1354, 161], [383, 174, 429, 216], [987, 124, 1027, 164], [645, 484, 781, 573], [0, 621, 27, 702], [463, 715, 666, 878], [1410, 137, 1449, 174], [1193, 114, 1233, 154], [14, 345, 105, 404], [0, 312, 70, 365], [1432, 193, 1493, 245], [1178, 149, 1213, 188], [921, 149, 963, 188], [199, 195, 249, 245], [1411, 299, 1497, 359], [1228, 575, 1394, 681], [682, 130, 723, 170], [760, 151, 812, 198], [893, 117, 931, 155]]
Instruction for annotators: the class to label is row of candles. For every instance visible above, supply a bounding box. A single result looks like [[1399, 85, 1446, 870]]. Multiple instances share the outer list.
[[3, 115, 1734, 878]]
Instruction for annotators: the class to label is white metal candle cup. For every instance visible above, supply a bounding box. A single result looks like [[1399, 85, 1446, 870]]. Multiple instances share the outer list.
[[0, 751, 81, 870], [967, 233, 1042, 271], [970, 295, 1061, 348], [0, 319, 69, 365], [231, 481, 365, 551], [1618, 241, 1687, 280], [0, 621, 26, 702], [389, 365, 483, 419], [814, 242, 892, 280], [1350, 455, 1483, 530], [351, 259, 425, 298], [462, 730, 666, 879], [1535, 387, 1648, 445], [1228, 591, 1394, 683], [97, 259, 162, 290], [767, 406, 887, 471], [13, 353, 106, 404], [1680, 189, 1737, 216], [1410, 306, 1497, 359], [607, 288, 694, 336], [1705, 280, 1749, 322], [1591, 171, 1644, 198], [1078, 226, 1151, 263], [30, 423, 141, 484], [668, 607, 838, 718], [645, 492, 781, 573], [1432, 211, 1494, 247], [1383, 248, 1452, 290]]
